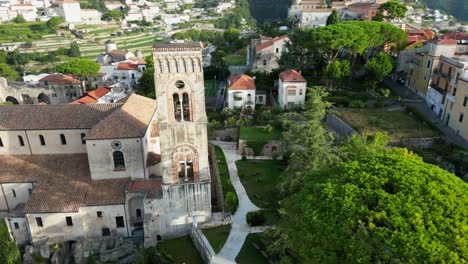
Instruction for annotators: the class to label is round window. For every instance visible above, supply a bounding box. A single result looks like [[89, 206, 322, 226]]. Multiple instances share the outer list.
[[175, 80, 185, 89]]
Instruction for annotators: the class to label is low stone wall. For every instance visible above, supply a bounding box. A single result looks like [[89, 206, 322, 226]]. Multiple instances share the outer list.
[[238, 140, 279, 157], [189, 224, 214, 264], [389, 137, 439, 149], [208, 128, 239, 142], [326, 114, 358, 137]]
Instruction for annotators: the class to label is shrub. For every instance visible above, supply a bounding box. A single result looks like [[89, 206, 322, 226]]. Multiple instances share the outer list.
[[246, 210, 265, 226], [379, 88, 391, 97], [349, 100, 366, 108], [246, 140, 268, 156], [225, 192, 238, 212]]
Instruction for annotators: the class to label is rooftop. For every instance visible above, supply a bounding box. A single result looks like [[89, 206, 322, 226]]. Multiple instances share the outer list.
[[279, 69, 306, 82], [153, 42, 204, 52], [39, 74, 80, 85], [228, 74, 256, 90], [256, 35, 288, 52], [0, 103, 120, 131]]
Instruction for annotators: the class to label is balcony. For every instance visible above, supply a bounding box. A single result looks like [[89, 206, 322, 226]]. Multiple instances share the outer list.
[[433, 69, 450, 80], [446, 93, 455, 102]]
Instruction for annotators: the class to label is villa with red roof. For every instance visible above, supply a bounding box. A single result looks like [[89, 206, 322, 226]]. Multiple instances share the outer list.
[[248, 35, 289, 72], [227, 74, 266, 110], [278, 69, 307, 108]]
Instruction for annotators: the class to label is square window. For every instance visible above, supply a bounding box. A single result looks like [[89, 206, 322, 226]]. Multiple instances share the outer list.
[[36, 217, 43, 227], [66, 216, 73, 226], [116, 216, 125, 228], [97, 211, 103, 218]]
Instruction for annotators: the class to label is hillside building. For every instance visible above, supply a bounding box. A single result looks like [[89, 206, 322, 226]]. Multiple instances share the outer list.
[[247, 35, 289, 72], [278, 69, 307, 108]]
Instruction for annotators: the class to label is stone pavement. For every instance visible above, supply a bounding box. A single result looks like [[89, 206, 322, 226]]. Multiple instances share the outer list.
[[209, 142, 261, 264], [385, 79, 468, 149]]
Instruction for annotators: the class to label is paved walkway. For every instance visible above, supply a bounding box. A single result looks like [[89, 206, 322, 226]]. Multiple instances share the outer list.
[[210, 142, 261, 264], [385, 79, 468, 149]]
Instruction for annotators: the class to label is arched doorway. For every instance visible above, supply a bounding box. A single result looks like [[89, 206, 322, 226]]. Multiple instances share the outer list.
[[21, 94, 33, 104], [5, 96, 19, 104], [37, 93, 50, 104]]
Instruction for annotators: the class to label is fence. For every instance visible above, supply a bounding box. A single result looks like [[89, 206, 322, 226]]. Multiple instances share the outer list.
[[326, 114, 358, 137], [189, 223, 215, 264]]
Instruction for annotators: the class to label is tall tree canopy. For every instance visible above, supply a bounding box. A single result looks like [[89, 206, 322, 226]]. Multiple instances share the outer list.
[[0, 63, 19, 81], [137, 55, 155, 99], [0, 219, 21, 264], [365, 51, 394, 91], [326, 9, 340, 25], [56, 59, 100, 77], [278, 134, 468, 263], [373, 0, 408, 21]]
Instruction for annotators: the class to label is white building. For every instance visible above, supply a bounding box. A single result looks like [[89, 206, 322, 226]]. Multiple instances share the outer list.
[[9, 4, 37, 21], [1, 43, 212, 260], [247, 35, 289, 72], [278, 69, 307, 108], [227, 74, 266, 110], [56, 0, 81, 23], [81, 8, 101, 24], [163, 14, 189, 25], [125, 11, 143, 21], [99, 59, 147, 90], [105, 1, 123, 10]]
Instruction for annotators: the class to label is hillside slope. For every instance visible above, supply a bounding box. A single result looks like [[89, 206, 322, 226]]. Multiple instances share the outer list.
[[421, 0, 467, 21], [248, 0, 291, 24]]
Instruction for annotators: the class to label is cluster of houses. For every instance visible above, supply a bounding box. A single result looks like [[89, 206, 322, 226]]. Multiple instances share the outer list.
[[288, 0, 389, 28], [396, 31, 468, 141], [0, 0, 236, 25]]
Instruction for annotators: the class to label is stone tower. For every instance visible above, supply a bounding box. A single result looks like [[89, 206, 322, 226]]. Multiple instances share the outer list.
[[149, 42, 212, 238], [153, 42, 210, 185]]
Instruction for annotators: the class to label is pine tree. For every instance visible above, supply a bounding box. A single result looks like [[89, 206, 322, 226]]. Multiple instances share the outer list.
[[326, 10, 339, 25]]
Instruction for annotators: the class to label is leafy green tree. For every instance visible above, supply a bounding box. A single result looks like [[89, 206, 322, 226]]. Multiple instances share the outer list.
[[137, 56, 155, 99], [56, 59, 100, 77], [365, 52, 394, 91], [373, 0, 408, 21], [0, 63, 19, 81], [279, 29, 315, 73], [12, 15, 26, 23], [223, 28, 240, 45], [281, 87, 339, 193], [0, 219, 21, 264], [278, 134, 468, 263], [326, 9, 339, 25], [325, 59, 350, 89], [107, 10, 124, 21], [46, 16, 63, 32], [67, 41, 81, 57]]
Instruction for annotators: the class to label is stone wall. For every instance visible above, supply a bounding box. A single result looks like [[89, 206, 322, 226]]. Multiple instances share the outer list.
[[389, 137, 439, 149], [189, 224, 214, 263], [326, 114, 358, 138]]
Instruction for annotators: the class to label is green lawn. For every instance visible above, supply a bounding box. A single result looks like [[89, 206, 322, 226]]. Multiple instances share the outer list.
[[236, 160, 286, 209], [214, 145, 238, 213], [338, 109, 439, 140], [239, 127, 283, 141], [202, 224, 231, 253], [205, 80, 217, 96], [158, 236, 203, 264], [236, 234, 269, 264], [226, 54, 246, 65]]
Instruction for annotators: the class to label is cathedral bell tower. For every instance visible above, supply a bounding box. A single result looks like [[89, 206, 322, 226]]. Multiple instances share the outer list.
[[152, 42, 210, 186]]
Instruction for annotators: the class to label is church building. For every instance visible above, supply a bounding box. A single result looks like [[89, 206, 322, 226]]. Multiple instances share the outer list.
[[0, 43, 211, 252]]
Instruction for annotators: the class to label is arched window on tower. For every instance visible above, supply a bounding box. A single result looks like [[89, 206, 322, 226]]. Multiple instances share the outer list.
[[113, 151, 125, 170], [173, 93, 181, 121], [172, 145, 199, 184], [182, 93, 191, 121]]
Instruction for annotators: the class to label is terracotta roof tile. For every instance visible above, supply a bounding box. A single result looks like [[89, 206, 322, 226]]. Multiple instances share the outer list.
[[117, 63, 139, 71], [0, 154, 127, 213], [85, 94, 156, 140], [39, 74, 80, 85], [279, 69, 306, 82], [146, 152, 161, 167], [87, 86, 111, 99], [228, 74, 256, 90], [0, 104, 121, 130], [256, 35, 288, 52], [109, 49, 130, 56], [69, 96, 98, 104], [128, 179, 162, 192]]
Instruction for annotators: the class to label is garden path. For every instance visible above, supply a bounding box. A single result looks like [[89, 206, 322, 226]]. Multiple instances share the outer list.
[[209, 142, 261, 264]]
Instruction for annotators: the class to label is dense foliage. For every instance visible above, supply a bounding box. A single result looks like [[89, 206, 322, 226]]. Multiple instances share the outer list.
[[214, 0, 256, 29], [46, 16, 63, 32], [56, 59, 100, 77], [279, 135, 468, 263], [137, 55, 155, 99], [0, 219, 21, 264], [373, 0, 408, 21], [0, 63, 19, 81]]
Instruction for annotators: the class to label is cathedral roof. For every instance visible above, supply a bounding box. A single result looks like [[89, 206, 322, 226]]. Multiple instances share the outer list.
[[153, 42, 204, 52], [85, 94, 157, 140], [0, 154, 129, 213], [0, 103, 121, 131]]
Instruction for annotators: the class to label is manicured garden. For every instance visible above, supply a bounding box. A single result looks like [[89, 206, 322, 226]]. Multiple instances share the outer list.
[[204, 80, 217, 96], [225, 54, 246, 65], [157, 236, 203, 264], [338, 109, 439, 140], [239, 127, 282, 141], [202, 224, 231, 253], [214, 145, 238, 213], [235, 234, 268, 264]]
